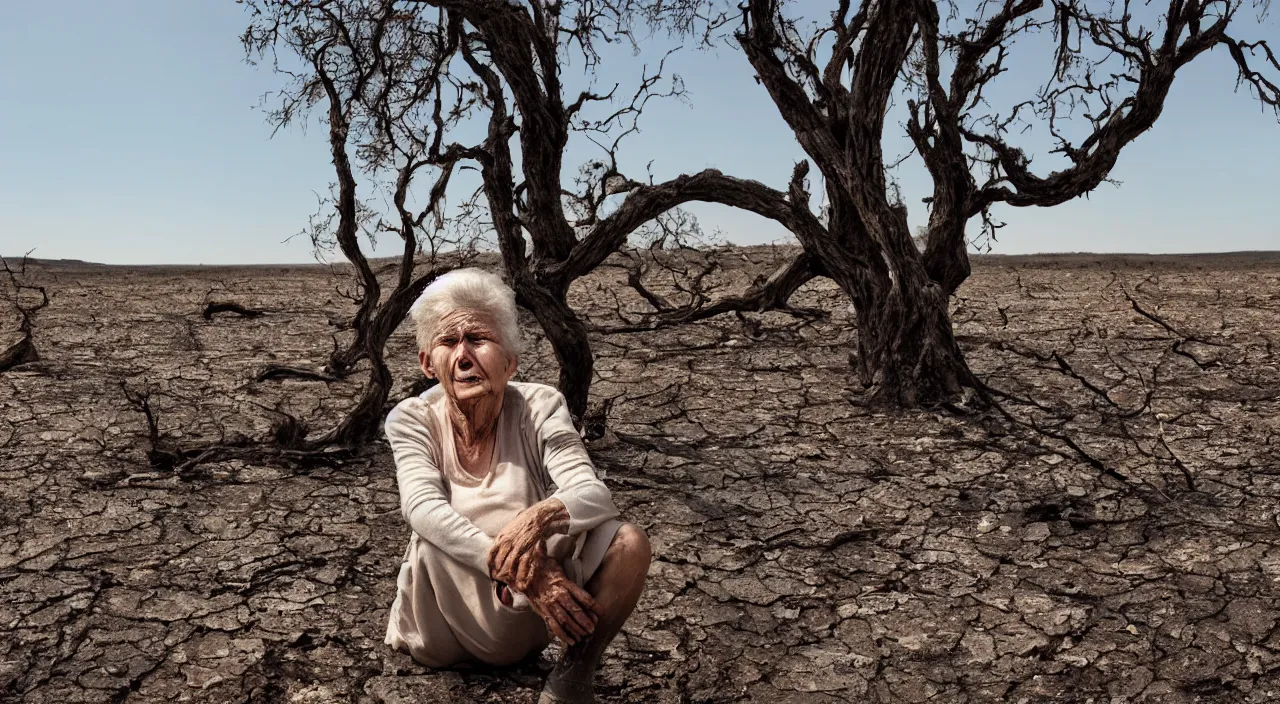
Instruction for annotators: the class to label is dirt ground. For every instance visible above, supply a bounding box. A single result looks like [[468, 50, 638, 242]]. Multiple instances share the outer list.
[[3, 249, 1279, 703]]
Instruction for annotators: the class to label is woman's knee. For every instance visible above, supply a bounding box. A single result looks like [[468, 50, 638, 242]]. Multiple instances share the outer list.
[[612, 523, 652, 566]]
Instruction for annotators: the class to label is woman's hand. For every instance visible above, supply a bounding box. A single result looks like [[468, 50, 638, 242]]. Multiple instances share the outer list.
[[488, 499, 569, 591], [523, 556, 602, 646]]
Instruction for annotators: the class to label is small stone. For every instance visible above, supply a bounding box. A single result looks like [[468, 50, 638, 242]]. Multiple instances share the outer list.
[[772, 605, 801, 620], [960, 631, 995, 664], [1024, 523, 1051, 542]]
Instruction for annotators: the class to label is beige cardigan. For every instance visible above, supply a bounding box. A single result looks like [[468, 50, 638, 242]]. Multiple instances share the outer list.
[[384, 381, 620, 576]]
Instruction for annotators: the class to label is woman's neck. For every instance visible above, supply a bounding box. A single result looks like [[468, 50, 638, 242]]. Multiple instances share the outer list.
[[447, 391, 505, 452]]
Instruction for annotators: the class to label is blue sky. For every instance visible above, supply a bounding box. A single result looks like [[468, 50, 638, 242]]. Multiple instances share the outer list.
[[1, 1, 1276, 265]]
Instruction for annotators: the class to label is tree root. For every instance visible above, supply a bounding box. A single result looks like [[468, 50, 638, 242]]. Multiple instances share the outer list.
[[1123, 288, 1225, 350]]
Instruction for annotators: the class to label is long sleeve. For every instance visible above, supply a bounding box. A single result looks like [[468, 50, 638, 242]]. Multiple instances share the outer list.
[[527, 386, 620, 537], [385, 399, 494, 575]]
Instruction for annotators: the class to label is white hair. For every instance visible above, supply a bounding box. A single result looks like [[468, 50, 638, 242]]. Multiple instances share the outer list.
[[409, 268, 521, 356]]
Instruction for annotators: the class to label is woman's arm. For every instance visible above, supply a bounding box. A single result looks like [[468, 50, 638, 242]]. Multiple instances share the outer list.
[[488, 386, 620, 587], [533, 386, 620, 537], [385, 400, 495, 575]]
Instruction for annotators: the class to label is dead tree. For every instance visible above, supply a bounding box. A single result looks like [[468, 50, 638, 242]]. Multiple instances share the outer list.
[[242, 0, 476, 447], [714, 0, 1279, 407], [0, 256, 49, 373], [403, 0, 844, 420]]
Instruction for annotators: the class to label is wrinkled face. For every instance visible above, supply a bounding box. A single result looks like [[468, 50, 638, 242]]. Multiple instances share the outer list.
[[420, 308, 517, 405]]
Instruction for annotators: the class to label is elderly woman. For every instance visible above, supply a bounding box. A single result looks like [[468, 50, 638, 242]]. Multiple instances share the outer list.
[[383, 268, 651, 704]]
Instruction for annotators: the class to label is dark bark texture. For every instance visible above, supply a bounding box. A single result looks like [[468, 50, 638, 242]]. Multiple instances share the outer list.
[[253, 0, 1278, 416], [725, 0, 1277, 406]]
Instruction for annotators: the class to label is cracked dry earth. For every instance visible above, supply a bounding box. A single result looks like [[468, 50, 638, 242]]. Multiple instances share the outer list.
[[3, 250, 1280, 703]]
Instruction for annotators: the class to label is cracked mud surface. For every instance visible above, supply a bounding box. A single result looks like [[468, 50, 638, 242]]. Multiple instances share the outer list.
[[3, 251, 1280, 702]]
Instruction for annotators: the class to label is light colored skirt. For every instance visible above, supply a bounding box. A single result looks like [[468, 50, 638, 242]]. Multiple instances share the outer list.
[[385, 519, 623, 667]]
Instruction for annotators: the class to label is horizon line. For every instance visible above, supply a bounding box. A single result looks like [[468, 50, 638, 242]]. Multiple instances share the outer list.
[[7, 248, 1280, 269]]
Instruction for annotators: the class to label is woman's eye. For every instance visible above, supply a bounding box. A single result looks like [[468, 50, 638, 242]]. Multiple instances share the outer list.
[[439, 336, 458, 346]]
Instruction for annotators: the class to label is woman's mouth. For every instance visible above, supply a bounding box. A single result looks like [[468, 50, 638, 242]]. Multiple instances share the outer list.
[[455, 373, 483, 384]]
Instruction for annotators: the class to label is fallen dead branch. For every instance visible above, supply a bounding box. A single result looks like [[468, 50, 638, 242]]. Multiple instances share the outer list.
[[595, 248, 827, 335], [255, 365, 339, 383], [120, 381, 353, 478], [202, 301, 266, 320]]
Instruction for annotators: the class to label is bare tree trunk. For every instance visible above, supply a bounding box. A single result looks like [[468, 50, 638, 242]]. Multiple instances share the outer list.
[[921, 221, 972, 297], [808, 194, 978, 406], [313, 353, 392, 447], [311, 268, 449, 447], [327, 327, 368, 377], [308, 292, 404, 447], [325, 275, 420, 378], [318, 53, 380, 379], [1, 258, 48, 374], [320, 212, 380, 380], [852, 277, 973, 406], [514, 282, 594, 421]]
